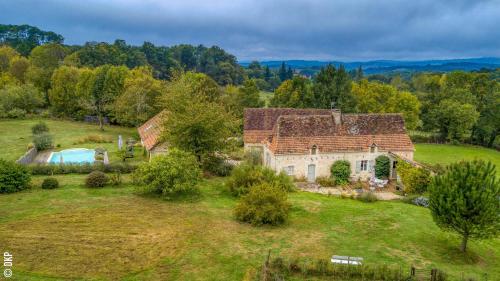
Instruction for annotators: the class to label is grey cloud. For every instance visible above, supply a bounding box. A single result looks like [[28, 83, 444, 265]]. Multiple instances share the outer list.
[[1, 0, 499, 60]]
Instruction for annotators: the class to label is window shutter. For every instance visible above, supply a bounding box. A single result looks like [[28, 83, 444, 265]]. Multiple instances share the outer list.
[[355, 161, 361, 173]]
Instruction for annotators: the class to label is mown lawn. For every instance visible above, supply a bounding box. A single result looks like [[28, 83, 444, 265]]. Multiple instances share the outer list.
[[0, 118, 145, 163], [414, 144, 500, 174], [0, 175, 498, 281]]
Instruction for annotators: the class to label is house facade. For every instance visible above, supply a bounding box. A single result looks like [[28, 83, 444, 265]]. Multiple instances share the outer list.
[[244, 108, 414, 182], [137, 111, 167, 160]]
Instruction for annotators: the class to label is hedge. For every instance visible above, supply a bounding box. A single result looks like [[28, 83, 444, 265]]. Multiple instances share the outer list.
[[28, 162, 137, 175]]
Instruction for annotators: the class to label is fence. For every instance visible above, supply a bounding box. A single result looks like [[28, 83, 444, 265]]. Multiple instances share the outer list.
[[16, 148, 38, 165]]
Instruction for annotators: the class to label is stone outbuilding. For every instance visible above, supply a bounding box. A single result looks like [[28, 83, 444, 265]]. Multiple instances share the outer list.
[[243, 108, 414, 182], [137, 111, 167, 160]]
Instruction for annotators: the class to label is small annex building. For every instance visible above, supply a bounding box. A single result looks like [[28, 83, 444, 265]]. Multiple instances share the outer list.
[[243, 108, 414, 182], [137, 111, 167, 159]]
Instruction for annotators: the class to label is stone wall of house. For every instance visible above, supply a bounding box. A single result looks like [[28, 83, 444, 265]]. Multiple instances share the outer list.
[[262, 145, 413, 182]]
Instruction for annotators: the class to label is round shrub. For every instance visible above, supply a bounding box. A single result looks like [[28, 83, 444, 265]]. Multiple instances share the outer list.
[[397, 161, 431, 194], [374, 155, 390, 179], [226, 164, 294, 197], [41, 177, 59, 189], [31, 121, 49, 135], [330, 160, 351, 185], [85, 171, 108, 188], [33, 132, 53, 150], [0, 159, 31, 193], [133, 149, 201, 196], [234, 183, 290, 226], [357, 192, 378, 203]]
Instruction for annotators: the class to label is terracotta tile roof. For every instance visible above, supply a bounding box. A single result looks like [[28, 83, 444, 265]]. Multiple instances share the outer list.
[[243, 108, 331, 144], [137, 111, 165, 151], [243, 108, 414, 154]]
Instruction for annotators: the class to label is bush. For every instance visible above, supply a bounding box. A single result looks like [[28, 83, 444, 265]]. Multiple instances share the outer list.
[[397, 161, 431, 194], [243, 149, 263, 166], [330, 160, 351, 185], [226, 164, 294, 196], [412, 196, 429, 207], [85, 171, 108, 188], [6, 108, 26, 118], [31, 121, 49, 135], [0, 159, 31, 193], [133, 149, 201, 196], [33, 132, 53, 150], [41, 177, 59, 189], [234, 183, 290, 226], [316, 176, 335, 187], [109, 172, 122, 186], [357, 192, 378, 203], [374, 155, 390, 179], [28, 162, 137, 175], [202, 154, 234, 177]]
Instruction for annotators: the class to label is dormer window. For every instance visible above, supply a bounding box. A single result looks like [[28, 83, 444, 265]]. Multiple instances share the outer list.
[[311, 145, 318, 155], [370, 144, 377, 153]]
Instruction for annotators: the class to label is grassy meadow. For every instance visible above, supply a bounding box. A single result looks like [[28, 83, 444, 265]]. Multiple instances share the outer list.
[[414, 143, 500, 174], [0, 175, 498, 281], [0, 118, 145, 163]]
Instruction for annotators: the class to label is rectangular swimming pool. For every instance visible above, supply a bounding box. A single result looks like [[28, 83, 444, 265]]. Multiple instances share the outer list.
[[48, 148, 95, 164]]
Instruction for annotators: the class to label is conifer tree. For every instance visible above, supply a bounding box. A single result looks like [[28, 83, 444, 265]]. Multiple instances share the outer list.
[[429, 160, 499, 252]]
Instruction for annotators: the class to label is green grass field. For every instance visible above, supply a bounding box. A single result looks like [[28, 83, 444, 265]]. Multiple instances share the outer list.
[[0, 175, 498, 280], [415, 144, 500, 174], [1, 119, 499, 280], [0, 118, 145, 163]]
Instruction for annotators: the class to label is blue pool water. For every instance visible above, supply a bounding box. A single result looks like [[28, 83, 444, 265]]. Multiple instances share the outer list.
[[48, 148, 95, 164]]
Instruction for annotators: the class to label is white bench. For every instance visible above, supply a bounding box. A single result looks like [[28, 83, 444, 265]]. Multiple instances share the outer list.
[[331, 255, 363, 265]]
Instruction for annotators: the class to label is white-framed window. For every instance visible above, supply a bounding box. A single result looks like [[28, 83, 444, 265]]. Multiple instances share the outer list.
[[360, 160, 368, 171], [283, 165, 294, 175]]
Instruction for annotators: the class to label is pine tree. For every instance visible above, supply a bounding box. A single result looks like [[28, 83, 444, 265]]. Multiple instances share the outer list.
[[279, 62, 287, 81], [287, 66, 294, 80], [429, 160, 499, 252], [355, 65, 363, 81], [264, 66, 271, 82]]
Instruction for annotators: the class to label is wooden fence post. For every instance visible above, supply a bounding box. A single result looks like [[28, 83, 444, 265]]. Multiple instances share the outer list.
[[411, 266, 415, 277]]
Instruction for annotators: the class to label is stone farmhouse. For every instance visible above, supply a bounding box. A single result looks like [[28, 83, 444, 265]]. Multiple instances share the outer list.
[[243, 108, 414, 182]]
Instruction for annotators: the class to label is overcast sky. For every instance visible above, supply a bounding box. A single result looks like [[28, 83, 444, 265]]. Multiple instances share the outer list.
[[1, 0, 499, 61]]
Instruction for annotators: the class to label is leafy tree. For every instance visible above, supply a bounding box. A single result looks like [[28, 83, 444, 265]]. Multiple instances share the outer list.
[[271, 76, 314, 108], [429, 160, 499, 252], [234, 183, 290, 226], [278, 62, 287, 81], [0, 84, 44, 113], [0, 159, 31, 193], [427, 99, 479, 142], [397, 161, 431, 194], [264, 65, 272, 81], [113, 66, 164, 126], [48, 66, 82, 116], [0, 45, 19, 72], [0, 24, 63, 56], [162, 72, 238, 162], [133, 149, 201, 196], [247, 61, 264, 79], [312, 64, 355, 111], [26, 43, 69, 95], [352, 80, 421, 129], [9, 56, 30, 83]]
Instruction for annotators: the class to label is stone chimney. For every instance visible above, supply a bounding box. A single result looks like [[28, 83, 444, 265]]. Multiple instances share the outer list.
[[332, 108, 342, 125]]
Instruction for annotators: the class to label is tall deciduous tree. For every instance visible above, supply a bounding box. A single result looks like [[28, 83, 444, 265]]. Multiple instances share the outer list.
[[48, 66, 82, 117], [162, 72, 238, 162], [113, 66, 164, 126], [26, 43, 68, 96], [312, 64, 355, 111], [429, 160, 499, 252], [271, 76, 314, 108]]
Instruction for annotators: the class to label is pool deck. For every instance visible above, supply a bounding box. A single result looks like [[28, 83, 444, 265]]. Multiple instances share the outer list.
[[34, 150, 52, 163]]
